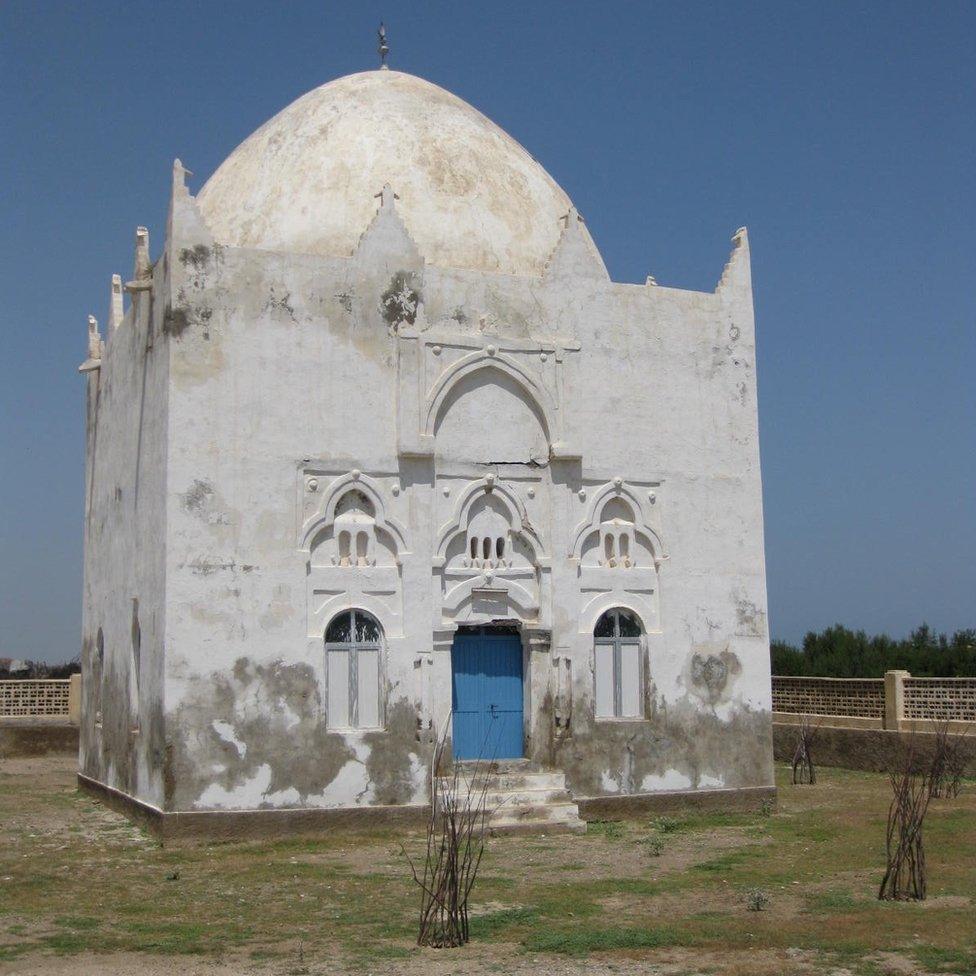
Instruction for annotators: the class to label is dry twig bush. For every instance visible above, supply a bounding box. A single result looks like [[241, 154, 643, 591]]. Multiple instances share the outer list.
[[928, 721, 968, 800], [878, 740, 932, 901], [403, 723, 493, 947], [791, 714, 820, 785]]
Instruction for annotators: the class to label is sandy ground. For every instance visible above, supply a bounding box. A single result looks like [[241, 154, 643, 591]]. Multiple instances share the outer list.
[[0, 945, 882, 976], [2, 757, 971, 976]]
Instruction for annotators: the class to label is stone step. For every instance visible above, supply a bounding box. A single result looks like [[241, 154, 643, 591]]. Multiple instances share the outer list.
[[445, 771, 567, 794], [483, 788, 572, 808], [436, 766, 585, 836], [489, 802, 587, 836], [457, 758, 543, 774]]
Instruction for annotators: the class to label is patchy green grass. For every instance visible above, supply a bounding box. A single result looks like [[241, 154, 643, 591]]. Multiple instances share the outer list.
[[467, 906, 539, 938], [523, 923, 688, 955], [585, 819, 624, 840], [805, 889, 858, 913], [1, 759, 974, 975], [912, 944, 976, 973]]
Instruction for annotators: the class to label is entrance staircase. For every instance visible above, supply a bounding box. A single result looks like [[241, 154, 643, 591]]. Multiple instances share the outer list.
[[442, 760, 586, 835]]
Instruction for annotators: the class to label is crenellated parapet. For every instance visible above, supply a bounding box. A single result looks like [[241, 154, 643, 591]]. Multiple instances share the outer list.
[[109, 274, 124, 332], [77, 315, 103, 373], [715, 226, 751, 295], [125, 226, 153, 294], [543, 207, 609, 281]]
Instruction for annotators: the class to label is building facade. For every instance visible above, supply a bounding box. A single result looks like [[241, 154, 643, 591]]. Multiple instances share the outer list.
[[79, 69, 774, 831]]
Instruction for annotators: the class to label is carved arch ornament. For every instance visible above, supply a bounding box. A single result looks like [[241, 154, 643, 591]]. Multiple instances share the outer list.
[[433, 476, 547, 567], [570, 480, 666, 565], [300, 470, 408, 556], [301, 471, 408, 640], [395, 332, 580, 459], [434, 476, 551, 628], [572, 479, 667, 635], [424, 351, 557, 442]]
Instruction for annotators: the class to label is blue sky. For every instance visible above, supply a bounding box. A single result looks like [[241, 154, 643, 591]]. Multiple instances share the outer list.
[[1, 1, 973, 662]]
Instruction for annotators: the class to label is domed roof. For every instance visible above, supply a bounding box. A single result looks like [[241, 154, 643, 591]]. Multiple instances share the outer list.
[[196, 70, 594, 277]]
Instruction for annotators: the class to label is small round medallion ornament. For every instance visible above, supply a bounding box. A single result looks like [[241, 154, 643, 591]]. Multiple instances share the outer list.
[[307, 478, 318, 493]]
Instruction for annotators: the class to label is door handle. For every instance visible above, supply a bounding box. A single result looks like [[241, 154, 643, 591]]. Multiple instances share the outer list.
[[488, 703, 498, 718]]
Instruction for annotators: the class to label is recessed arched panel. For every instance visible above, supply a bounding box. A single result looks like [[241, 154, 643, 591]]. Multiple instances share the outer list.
[[335, 490, 374, 519], [433, 366, 550, 464], [601, 497, 635, 523]]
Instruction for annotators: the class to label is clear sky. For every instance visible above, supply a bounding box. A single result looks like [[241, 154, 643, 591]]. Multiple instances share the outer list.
[[1, 1, 973, 663]]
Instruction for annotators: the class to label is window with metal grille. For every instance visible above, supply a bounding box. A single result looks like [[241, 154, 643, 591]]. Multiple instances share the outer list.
[[324, 609, 383, 730], [593, 608, 643, 719]]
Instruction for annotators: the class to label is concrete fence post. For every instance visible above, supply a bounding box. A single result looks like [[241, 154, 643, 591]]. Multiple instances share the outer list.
[[884, 670, 910, 731], [68, 673, 82, 725]]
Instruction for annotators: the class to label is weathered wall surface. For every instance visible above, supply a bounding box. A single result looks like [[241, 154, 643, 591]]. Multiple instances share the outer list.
[[149, 174, 771, 812], [161, 189, 435, 811], [79, 243, 169, 807], [83, 68, 772, 815]]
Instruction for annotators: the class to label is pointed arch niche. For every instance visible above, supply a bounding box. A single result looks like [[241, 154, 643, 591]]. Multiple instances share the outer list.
[[394, 332, 580, 459], [300, 471, 408, 639], [572, 480, 667, 636], [433, 477, 551, 629]]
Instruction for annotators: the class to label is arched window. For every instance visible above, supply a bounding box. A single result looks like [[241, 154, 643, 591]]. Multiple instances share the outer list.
[[324, 609, 383, 730], [593, 608, 643, 719]]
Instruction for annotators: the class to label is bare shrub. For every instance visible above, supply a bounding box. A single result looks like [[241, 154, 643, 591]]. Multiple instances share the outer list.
[[928, 722, 967, 800], [791, 714, 820, 785], [746, 888, 770, 911], [641, 836, 664, 857], [403, 725, 493, 947], [878, 740, 932, 901]]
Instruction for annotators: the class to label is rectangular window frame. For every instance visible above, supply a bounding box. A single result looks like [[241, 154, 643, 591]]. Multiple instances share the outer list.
[[594, 636, 645, 721], [325, 643, 385, 732]]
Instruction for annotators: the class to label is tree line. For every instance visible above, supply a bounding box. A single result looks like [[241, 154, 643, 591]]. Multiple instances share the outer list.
[[772, 624, 976, 678], [0, 659, 81, 680]]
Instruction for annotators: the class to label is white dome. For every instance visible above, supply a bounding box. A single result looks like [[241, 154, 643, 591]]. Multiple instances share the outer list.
[[197, 70, 593, 277]]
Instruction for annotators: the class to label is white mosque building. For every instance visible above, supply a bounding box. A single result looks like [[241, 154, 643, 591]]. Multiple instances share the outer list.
[[78, 64, 774, 837]]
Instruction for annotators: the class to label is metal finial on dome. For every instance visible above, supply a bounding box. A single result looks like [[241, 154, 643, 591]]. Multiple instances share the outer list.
[[377, 23, 390, 69]]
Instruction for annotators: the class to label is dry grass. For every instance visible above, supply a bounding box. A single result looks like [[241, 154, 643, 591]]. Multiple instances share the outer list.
[[1, 757, 974, 975]]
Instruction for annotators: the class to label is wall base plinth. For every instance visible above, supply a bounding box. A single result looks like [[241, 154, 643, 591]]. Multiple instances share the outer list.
[[77, 774, 431, 842], [575, 785, 777, 821]]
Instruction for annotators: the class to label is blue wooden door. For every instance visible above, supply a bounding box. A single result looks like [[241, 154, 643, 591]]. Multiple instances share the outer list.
[[451, 631, 524, 760]]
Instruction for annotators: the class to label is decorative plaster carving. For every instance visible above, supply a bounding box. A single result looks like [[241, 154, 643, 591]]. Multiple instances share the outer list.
[[395, 329, 581, 459], [300, 470, 408, 639], [300, 470, 408, 554], [434, 477, 549, 628], [572, 480, 667, 635]]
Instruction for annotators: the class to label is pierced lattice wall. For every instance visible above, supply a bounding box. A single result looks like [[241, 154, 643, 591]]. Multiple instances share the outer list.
[[903, 678, 976, 722], [0, 680, 71, 718], [772, 676, 885, 719]]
